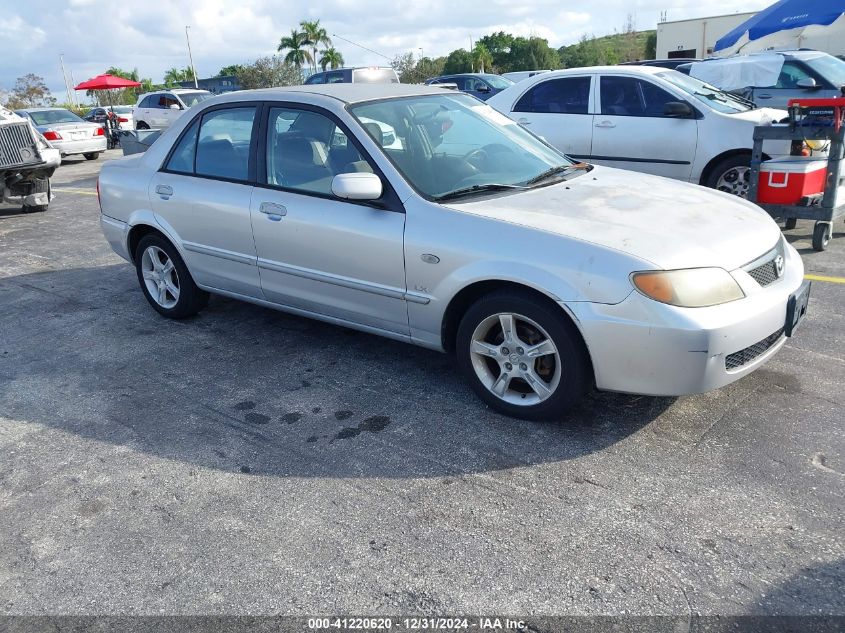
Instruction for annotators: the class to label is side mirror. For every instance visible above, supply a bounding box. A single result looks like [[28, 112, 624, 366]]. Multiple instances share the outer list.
[[797, 77, 820, 90], [169, 103, 181, 110], [664, 101, 694, 118], [331, 172, 383, 201]]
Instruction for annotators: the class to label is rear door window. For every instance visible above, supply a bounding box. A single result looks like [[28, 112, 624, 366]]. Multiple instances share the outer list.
[[513, 77, 591, 114], [195, 107, 256, 180]]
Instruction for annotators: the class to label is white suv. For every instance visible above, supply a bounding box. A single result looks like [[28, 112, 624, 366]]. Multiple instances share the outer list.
[[133, 89, 212, 130]]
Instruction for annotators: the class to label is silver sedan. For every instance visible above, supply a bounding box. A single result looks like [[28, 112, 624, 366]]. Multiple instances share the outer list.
[[16, 107, 107, 160], [98, 85, 810, 420]]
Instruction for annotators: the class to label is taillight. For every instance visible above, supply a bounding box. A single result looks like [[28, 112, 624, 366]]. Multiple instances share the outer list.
[[118, 117, 128, 123], [43, 130, 62, 141], [95, 127, 105, 136]]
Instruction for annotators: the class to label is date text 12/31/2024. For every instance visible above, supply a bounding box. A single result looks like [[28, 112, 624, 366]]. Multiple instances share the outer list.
[[308, 617, 527, 630]]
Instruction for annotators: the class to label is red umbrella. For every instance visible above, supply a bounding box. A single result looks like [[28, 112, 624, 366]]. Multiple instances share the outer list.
[[74, 74, 141, 90]]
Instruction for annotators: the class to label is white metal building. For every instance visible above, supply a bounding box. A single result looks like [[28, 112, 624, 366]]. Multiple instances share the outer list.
[[656, 12, 757, 59]]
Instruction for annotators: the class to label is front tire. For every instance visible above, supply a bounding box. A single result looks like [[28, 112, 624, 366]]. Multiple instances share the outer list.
[[134, 234, 209, 319], [136, 121, 150, 130], [84, 152, 100, 160], [705, 154, 751, 198], [455, 290, 592, 420], [812, 221, 832, 251]]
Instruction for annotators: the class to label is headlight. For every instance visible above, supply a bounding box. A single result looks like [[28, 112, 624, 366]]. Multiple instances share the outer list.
[[631, 268, 745, 308]]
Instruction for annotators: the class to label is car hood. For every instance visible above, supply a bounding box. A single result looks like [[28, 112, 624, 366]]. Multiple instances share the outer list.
[[724, 106, 786, 124], [443, 166, 781, 271]]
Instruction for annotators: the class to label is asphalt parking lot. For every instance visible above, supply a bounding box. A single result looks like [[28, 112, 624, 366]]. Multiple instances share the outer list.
[[1, 150, 843, 617]]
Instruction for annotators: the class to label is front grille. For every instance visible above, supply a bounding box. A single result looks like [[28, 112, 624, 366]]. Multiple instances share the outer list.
[[0, 122, 40, 169], [747, 259, 779, 287], [725, 328, 784, 371]]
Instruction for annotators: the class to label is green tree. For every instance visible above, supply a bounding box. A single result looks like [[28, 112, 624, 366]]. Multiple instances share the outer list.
[[300, 19, 332, 74], [163, 67, 193, 87], [644, 31, 657, 60], [5, 74, 55, 109], [478, 31, 515, 71], [218, 64, 246, 77], [508, 37, 560, 71], [443, 49, 474, 74], [237, 55, 302, 89], [319, 48, 344, 71], [278, 29, 313, 72], [472, 43, 493, 74]]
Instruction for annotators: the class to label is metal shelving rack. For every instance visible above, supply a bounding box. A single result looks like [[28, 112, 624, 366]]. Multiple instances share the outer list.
[[748, 97, 845, 251]]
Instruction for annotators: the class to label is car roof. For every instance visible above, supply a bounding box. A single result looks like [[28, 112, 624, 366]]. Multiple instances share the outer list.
[[16, 107, 71, 112], [224, 83, 456, 105], [698, 50, 830, 64], [541, 65, 666, 76]]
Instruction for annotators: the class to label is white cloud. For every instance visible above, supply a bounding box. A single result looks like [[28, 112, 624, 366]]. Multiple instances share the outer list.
[[0, 0, 775, 99]]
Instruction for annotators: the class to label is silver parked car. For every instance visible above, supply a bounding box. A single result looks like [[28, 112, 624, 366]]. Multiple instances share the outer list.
[[16, 107, 107, 160], [98, 85, 810, 420]]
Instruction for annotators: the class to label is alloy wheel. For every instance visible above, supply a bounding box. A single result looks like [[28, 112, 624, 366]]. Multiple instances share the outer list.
[[140, 245, 180, 309], [469, 312, 562, 406], [716, 165, 750, 198]]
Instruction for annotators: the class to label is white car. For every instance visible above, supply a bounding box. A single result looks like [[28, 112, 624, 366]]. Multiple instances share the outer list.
[[487, 66, 790, 197], [501, 70, 551, 83], [98, 85, 809, 420], [16, 107, 107, 160], [133, 89, 212, 130]]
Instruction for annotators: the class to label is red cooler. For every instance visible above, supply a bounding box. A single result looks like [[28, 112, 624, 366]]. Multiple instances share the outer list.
[[758, 157, 827, 205]]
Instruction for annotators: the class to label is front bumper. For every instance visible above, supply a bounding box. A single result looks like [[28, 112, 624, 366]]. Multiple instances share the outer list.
[[567, 242, 805, 396]]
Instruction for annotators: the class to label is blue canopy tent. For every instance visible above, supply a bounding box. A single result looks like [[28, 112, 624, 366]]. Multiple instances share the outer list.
[[715, 0, 845, 56]]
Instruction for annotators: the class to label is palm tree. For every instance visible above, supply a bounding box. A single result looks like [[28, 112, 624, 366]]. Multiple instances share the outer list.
[[472, 43, 493, 74], [319, 48, 344, 71], [300, 19, 332, 74], [278, 29, 313, 72]]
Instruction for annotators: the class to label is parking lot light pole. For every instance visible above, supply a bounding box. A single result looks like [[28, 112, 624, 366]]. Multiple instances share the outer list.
[[185, 26, 199, 88]]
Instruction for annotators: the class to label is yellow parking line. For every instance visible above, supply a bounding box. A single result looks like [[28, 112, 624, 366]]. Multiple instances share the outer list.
[[53, 188, 97, 196], [805, 274, 845, 285]]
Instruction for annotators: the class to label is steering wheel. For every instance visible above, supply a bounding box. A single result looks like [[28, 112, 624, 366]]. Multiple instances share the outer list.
[[463, 148, 489, 169]]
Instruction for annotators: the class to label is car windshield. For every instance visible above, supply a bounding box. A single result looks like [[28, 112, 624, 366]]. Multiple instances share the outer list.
[[658, 71, 752, 113], [26, 109, 86, 125], [483, 75, 514, 89], [803, 53, 845, 88], [110, 106, 133, 114], [179, 92, 211, 107], [350, 93, 580, 200]]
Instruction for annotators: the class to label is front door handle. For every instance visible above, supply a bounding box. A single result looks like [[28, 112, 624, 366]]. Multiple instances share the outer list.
[[259, 202, 287, 220], [155, 184, 173, 197], [595, 121, 616, 128], [757, 93, 772, 99], [517, 117, 531, 126]]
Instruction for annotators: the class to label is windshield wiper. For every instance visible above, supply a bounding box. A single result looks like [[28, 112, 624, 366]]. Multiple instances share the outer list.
[[432, 183, 528, 202], [524, 162, 591, 187]]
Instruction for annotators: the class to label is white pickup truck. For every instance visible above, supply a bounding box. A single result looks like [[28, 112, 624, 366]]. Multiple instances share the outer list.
[[1, 106, 61, 213]]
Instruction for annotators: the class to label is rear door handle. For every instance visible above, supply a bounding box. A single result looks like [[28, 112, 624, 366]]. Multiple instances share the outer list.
[[757, 93, 772, 99], [517, 117, 531, 126], [155, 184, 173, 197], [259, 202, 287, 220], [595, 121, 616, 128]]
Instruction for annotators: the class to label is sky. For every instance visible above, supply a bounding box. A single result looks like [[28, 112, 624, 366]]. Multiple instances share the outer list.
[[0, 0, 774, 103]]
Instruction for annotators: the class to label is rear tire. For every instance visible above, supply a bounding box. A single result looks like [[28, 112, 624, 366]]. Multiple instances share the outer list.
[[455, 290, 592, 421], [84, 152, 100, 160], [134, 234, 209, 319], [784, 218, 797, 230]]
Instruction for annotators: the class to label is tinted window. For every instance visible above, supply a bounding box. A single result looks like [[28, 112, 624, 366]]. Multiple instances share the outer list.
[[514, 77, 591, 114], [192, 107, 255, 180], [325, 71, 345, 84], [600, 76, 677, 117], [305, 72, 325, 85], [166, 119, 199, 173], [266, 107, 373, 196], [776, 62, 814, 88], [158, 94, 180, 109]]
